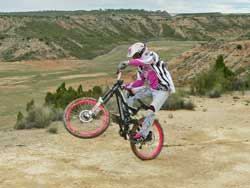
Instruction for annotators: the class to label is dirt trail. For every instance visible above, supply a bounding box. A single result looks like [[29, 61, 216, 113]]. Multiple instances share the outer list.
[[0, 94, 250, 188]]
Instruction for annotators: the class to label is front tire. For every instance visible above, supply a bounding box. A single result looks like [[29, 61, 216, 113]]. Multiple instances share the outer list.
[[130, 118, 164, 160], [63, 98, 110, 139]]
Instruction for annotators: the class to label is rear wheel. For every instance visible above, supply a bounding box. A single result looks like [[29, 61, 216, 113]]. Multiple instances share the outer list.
[[130, 118, 164, 160], [63, 98, 110, 139]]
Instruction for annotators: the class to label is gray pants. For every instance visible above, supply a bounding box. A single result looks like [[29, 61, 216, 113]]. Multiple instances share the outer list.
[[127, 86, 169, 137]]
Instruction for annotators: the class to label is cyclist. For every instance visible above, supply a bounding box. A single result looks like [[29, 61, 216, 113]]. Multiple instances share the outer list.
[[118, 42, 175, 141]]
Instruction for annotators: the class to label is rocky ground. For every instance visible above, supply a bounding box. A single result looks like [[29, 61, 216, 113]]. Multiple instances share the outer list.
[[0, 93, 250, 188]]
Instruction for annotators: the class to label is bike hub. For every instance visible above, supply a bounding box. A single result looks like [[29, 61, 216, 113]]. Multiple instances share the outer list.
[[79, 110, 93, 123]]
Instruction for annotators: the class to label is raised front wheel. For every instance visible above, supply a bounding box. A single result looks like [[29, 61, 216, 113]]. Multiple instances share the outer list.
[[63, 98, 110, 139]]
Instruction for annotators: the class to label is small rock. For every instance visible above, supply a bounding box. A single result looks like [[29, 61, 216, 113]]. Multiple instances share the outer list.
[[203, 108, 207, 112], [168, 114, 174, 119]]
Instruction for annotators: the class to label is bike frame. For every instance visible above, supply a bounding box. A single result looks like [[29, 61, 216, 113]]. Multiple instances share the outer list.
[[91, 72, 149, 139], [93, 79, 137, 139]]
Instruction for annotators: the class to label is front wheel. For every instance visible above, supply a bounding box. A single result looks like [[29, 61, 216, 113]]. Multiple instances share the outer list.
[[63, 98, 110, 139], [130, 118, 164, 160]]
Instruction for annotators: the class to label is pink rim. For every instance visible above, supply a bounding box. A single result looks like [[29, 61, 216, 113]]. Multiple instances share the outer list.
[[65, 99, 109, 137], [133, 120, 163, 160]]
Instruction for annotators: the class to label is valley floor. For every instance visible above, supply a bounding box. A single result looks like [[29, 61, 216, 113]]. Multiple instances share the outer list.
[[0, 93, 250, 188]]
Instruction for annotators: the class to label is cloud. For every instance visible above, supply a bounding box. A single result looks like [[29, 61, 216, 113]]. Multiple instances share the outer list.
[[0, 0, 249, 13], [156, 0, 250, 13]]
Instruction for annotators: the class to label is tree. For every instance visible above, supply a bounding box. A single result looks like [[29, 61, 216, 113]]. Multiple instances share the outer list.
[[77, 85, 84, 97], [214, 55, 234, 78]]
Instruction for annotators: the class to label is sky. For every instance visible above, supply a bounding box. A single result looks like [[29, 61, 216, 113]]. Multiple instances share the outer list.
[[0, 0, 250, 13]]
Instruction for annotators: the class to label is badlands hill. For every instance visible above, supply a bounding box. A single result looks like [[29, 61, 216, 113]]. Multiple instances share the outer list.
[[1, 10, 250, 61]]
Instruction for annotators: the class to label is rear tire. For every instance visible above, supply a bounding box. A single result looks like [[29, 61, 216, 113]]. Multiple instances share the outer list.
[[63, 98, 110, 139], [130, 118, 164, 160]]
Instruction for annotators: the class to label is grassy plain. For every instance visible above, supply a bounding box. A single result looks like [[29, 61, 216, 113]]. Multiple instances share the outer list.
[[0, 40, 200, 129]]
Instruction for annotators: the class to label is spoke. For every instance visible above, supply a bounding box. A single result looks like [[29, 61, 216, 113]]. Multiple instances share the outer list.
[[70, 110, 80, 117]]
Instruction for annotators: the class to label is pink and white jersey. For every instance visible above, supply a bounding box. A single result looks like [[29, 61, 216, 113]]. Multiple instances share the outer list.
[[126, 51, 175, 93]]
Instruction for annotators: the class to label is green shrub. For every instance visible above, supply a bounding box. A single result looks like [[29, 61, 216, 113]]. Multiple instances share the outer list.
[[92, 86, 103, 98], [14, 102, 65, 130], [45, 83, 103, 109], [45, 82, 77, 109], [191, 55, 236, 96], [14, 51, 38, 61], [207, 83, 222, 98], [214, 55, 234, 79], [26, 99, 35, 112], [51, 108, 64, 121], [14, 83, 105, 130], [232, 72, 250, 91], [25, 106, 53, 129], [14, 112, 26, 130], [77, 85, 84, 96], [245, 73, 250, 88], [207, 89, 222, 98], [183, 100, 196, 110], [47, 125, 58, 134], [231, 79, 246, 91], [2, 48, 16, 61], [161, 92, 195, 110]]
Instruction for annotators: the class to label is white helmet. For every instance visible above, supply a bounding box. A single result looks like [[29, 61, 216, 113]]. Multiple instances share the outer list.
[[127, 42, 147, 58]]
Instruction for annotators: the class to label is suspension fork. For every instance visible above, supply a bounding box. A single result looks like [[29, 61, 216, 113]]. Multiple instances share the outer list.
[[89, 97, 104, 116], [89, 84, 118, 116]]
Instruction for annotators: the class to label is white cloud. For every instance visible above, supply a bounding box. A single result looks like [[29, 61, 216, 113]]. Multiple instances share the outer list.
[[0, 0, 249, 13], [156, 0, 250, 13]]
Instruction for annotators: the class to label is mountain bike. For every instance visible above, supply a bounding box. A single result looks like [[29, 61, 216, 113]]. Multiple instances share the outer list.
[[63, 71, 164, 160]]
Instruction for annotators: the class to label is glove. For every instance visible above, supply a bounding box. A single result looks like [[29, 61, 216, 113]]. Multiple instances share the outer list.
[[118, 61, 129, 71]]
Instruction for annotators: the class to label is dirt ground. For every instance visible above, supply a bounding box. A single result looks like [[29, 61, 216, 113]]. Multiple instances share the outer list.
[[0, 93, 250, 188]]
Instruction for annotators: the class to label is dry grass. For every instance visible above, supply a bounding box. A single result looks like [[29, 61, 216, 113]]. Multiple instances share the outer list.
[[60, 73, 107, 80]]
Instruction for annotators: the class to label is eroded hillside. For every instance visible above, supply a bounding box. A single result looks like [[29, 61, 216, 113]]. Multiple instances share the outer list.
[[1, 10, 250, 61], [170, 40, 250, 85]]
